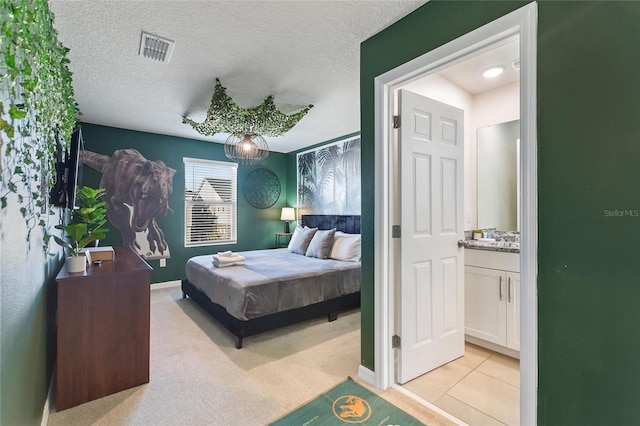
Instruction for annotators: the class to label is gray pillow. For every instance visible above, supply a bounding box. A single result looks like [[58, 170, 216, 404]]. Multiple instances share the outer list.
[[287, 226, 318, 255], [305, 228, 336, 259]]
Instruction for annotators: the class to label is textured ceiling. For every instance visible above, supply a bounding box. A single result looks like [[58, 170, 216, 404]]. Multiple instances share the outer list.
[[49, 0, 429, 153]]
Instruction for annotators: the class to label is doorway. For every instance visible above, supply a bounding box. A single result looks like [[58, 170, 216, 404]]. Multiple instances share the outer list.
[[368, 3, 537, 425]]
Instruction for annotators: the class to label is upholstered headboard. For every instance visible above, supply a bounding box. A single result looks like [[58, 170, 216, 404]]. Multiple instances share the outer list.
[[301, 215, 361, 234]]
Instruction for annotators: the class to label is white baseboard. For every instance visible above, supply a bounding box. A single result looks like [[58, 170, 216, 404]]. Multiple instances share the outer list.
[[357, 364, 376, 387], [151, 280, 181, 290], [41, 371, 54, 426]]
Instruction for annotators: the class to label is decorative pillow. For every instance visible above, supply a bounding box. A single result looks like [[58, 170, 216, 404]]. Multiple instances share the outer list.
[[330, 232, 361, 262], [305, 228, 336, 259], [287, 226, 318, 255], [287, 226, 302, 249]]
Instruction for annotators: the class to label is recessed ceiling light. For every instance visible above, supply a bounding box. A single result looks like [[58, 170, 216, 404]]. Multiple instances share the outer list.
[[482, 66, 505, 78]]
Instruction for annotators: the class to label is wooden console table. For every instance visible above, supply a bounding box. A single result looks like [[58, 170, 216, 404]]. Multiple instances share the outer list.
[[55, 247, 152, 410]]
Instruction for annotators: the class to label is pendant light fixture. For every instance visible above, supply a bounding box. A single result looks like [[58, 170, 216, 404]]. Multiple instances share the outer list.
[[224, 132, 269, 165]]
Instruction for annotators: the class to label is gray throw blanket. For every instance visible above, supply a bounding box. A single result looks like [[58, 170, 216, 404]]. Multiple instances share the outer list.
[[186, 249, 360, 320]]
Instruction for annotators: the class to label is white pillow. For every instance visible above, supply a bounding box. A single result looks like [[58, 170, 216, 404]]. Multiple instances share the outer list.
[[305, 229, 336, 259], [330, 232, 361, 262], [287, 226, 302, 248], [287, 226, 318, 255]]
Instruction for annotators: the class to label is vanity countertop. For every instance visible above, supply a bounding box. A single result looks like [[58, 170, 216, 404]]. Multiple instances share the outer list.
[[463, 239, 520, 253]]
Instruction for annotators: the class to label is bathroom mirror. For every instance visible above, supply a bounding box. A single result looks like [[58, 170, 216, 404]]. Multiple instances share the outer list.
[[477, 119, 520, 231]]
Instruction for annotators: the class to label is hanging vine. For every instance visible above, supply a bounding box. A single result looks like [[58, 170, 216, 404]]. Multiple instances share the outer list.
[[0, 0, 78, 248]]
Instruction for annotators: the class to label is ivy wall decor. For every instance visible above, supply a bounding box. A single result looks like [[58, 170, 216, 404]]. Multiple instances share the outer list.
[[183, 78, 313, 138], [183, 78, 313, 165], [0, 0, 78, 247]]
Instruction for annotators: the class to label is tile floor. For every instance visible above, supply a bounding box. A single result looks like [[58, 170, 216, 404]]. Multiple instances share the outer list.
[[401, 343, 520, 426]]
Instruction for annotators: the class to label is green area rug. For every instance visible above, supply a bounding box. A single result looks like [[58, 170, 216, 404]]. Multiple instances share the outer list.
[[271, 377, 424, 425]]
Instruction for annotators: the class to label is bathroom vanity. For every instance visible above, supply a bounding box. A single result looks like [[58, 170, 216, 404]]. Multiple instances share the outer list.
[[464, 242, 520, 358], [465, 119, 521, 358]]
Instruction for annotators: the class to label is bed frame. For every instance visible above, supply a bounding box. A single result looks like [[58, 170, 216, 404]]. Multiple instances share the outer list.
[[181, 214, 361, 349]]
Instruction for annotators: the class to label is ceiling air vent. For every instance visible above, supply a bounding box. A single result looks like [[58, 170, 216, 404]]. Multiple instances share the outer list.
[[139, 31, 174, 64]]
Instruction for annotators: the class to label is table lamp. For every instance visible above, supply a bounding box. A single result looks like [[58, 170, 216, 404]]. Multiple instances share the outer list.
[[280, 207, 295, 233]]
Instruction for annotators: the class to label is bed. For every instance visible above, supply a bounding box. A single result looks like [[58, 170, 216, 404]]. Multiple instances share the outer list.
[[181, 214, 361, 348]]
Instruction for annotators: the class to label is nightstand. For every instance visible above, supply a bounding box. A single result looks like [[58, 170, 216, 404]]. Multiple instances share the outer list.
[[275, 232, 293, 248]]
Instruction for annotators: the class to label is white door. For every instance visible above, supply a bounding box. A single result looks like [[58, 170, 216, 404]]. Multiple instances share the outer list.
[[397, 90, 465, 383]]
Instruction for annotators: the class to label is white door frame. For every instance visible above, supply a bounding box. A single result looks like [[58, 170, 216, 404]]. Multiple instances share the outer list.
[[367, 3, 537, 425]]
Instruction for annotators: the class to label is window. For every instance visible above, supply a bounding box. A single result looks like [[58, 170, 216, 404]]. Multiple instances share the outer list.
[[184, 157, 237, 246]]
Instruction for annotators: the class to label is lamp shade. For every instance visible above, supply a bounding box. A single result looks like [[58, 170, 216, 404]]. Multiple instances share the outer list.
[[280, 207, 295, 221], [224, 132, 269, 165]]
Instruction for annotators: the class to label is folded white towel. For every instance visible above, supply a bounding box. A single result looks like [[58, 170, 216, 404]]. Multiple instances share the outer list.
[[213, 254, 245, 263], [212, 253, 246, 267], [212, 259, 245, 268], [217, 250, 234, 257]]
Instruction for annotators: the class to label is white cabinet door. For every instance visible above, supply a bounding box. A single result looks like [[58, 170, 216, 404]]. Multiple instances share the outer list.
[[464, 266, 507, 346], [506, 272, 521, 351]]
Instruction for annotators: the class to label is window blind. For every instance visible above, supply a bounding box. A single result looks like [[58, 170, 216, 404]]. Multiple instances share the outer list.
[[184, 158, 237, 246]]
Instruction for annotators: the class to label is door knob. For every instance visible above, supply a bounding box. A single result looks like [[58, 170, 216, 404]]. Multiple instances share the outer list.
[[458, 239, 467, 248]]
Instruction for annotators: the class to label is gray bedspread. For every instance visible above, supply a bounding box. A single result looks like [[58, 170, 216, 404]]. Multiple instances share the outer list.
[[185, 249, 361, 320]]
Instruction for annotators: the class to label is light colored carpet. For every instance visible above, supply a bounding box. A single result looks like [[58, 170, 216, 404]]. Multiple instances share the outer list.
[[47, 283, 457, 426]]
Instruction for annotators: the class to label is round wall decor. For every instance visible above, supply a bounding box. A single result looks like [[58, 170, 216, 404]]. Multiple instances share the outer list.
[[243, 168, 281, 209]]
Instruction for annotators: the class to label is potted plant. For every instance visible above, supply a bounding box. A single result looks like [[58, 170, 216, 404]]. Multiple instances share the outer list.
[[54, 186, 109, 273], [473, 229, 483, 240]]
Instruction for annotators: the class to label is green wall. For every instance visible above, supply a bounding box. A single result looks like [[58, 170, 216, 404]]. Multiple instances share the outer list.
[[361, 1, 640, 424], [80, 123, 289, 283], [1, 1, 69, 423], [536, 2, 640, 423], [0, 206, 61, 426]]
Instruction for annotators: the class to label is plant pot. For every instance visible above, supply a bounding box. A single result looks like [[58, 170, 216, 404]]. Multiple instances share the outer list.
[[473, 232, 483, 240], [67, 255, 87, 274]]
